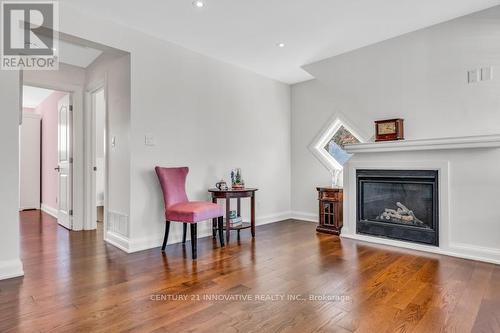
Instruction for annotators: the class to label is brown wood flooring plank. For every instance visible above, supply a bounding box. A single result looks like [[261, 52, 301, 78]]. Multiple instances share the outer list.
[[0, 210, 498, 333]]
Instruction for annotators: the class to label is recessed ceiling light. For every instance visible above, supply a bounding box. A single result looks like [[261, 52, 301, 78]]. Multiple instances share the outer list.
[[192, 0, 204, 8], [276, 42, 285, 48]]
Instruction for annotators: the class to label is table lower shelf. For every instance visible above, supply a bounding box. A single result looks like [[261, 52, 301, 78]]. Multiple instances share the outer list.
[[214, 222, 252, 231]]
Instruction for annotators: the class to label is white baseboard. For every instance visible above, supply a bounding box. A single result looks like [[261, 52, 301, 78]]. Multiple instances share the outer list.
[[0, 259, 24, 280], [257, 211, 292, 225], [19, 205, 40, 210], [105, 231, 132, 253], [290, 211, 317, 223], [341, 233, 500, 265], [112, 211, 293, 254], [41, 203, 58, 218]]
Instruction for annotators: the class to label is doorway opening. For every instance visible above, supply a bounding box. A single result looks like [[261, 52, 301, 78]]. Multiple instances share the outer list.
[[18, 32, 130, 252], [91, 86, 106, 230], [20, 85, 74, 230]]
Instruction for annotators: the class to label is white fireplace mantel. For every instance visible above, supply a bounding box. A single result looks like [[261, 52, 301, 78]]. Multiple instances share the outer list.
[[341, 139, 500, 265], [344, 134, 500, 153]]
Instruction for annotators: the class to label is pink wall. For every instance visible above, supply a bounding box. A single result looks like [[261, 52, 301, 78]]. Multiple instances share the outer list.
[[35, 91, 67, 211]]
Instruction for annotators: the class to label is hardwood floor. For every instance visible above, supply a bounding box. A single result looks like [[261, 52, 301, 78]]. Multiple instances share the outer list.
[[1, 210, 499, 332]]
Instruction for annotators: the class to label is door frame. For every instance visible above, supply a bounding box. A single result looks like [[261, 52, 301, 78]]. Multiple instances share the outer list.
[[22, 80, 85, 230], [85, 78, 109, 233]]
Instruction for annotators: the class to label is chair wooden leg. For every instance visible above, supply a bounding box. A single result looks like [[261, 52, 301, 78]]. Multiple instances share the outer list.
[[190, 223, 197, 260], [212, 218, 217, 239], [218, 216, 225, 247], [161, 221, 171, 251], [182, 223, 187, 244]]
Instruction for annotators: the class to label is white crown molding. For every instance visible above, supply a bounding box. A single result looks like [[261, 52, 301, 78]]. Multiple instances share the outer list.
[[22, 112, 42, 120], [345, 134, 500, 153], [0, 259, 24, 280]]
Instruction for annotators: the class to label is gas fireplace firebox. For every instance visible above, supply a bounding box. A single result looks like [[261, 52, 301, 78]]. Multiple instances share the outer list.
[[356, 169, 439, 246]]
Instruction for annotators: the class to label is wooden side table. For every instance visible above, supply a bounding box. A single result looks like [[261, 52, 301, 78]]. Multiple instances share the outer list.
[[317, 187, 343, 235], [208, 188, 258, 243]]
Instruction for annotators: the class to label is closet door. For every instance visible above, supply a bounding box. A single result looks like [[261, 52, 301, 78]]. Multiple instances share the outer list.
[[20, 112, 41, 210]]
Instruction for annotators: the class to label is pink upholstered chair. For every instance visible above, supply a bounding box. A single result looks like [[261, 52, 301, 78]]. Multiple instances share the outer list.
[[155, 166, 225, 259]]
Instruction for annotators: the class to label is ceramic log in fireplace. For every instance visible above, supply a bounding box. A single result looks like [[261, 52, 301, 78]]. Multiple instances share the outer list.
[[356, 169, 439, 246]]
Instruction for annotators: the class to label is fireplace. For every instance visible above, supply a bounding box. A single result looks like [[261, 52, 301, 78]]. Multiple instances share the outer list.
[[356, 169, 439, 246]]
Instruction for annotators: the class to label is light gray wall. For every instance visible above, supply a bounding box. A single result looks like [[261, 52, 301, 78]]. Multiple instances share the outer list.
[[127, 34, 291, 244], [0, 3, 292, 267], [0, 70, 23, 279], [24, 62, 86, 87], [291, 6, 500, 217], [59, 4, 290, 249], [85, 53, 131, 226]]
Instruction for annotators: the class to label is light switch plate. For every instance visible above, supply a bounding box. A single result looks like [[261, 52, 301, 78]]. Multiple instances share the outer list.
[[481, 67, 493, 81], [468, 69, 479, 84], [145, 134, 155, 146]]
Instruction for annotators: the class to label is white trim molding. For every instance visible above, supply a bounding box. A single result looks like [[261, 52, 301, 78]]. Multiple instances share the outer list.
[[105, 231, 131, 253], [41, 203, 58, 218], [111, 211, 293, 253], [309, 112, 369, 172], [23, 79, 85, 232], [341, 234, 500, 265], [291, 211, 317, 223], [345, 134, 500, 153], [0, 259, 24, 280]]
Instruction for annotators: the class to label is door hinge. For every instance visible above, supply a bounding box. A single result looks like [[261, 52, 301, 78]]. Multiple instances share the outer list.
[[93, 166, 97, 171], [69, 157, 73, 163], [69, 209, 73, 216], [69, 105, 73, 111]]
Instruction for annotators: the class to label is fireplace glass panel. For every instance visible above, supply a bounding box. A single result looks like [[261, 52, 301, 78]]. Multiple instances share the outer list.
[[360, 181, 433, 229]]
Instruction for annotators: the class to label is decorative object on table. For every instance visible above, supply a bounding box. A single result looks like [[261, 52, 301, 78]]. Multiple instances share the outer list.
[[209, 187, 258, 243], [230, 168, 245, 189], [229, 210, 237, 219], [316, 187, 343, 235], [155, 166, 225, 260], [330, 169, 341, 187], [215, 179, 228, 191], [375, 118, 404, 142], [228, 210, 243, 227]]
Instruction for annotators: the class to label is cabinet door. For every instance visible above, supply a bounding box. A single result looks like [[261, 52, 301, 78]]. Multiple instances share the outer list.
[[323, 202, 336, 226]]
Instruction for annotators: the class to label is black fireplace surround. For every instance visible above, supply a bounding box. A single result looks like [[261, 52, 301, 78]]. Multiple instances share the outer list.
[[356, 169, 439, 246]]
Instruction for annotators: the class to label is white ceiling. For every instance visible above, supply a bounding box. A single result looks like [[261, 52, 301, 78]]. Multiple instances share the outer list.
[[57, 39, 102, 68], [64, 0, 500, 83], [23, 86, 55, 108]]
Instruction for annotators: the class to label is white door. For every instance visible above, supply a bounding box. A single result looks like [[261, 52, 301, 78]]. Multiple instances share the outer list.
[[56, 94, 73, 229], [19, 112, 41, 210]]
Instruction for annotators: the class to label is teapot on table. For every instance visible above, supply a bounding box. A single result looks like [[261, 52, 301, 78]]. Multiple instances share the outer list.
[[215, 179, 228, 191]]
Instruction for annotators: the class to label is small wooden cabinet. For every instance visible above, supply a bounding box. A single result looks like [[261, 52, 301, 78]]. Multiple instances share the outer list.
[[317, 187, 343, 235]]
